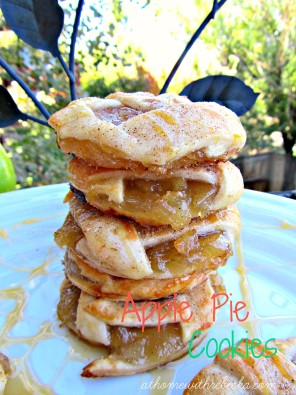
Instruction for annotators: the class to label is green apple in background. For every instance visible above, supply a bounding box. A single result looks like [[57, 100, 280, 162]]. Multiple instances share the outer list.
[[0, 143, 16, 192]]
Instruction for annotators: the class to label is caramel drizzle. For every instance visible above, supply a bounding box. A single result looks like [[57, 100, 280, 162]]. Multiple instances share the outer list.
[[0, 228, 8, 239], [11, 213, 64, 229], [255, 219, 296, 230], [0, 215, 105, 394], [0, 242, 66, 393], [235, 234, 258, 339]]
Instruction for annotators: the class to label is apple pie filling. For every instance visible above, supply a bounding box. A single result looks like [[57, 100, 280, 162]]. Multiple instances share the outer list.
[[69, 172, 218, 230], [109, 324, 185, 365], [55, 213, 232, 280], [147, 230, 231, 278], [87, 178, 216, 230]]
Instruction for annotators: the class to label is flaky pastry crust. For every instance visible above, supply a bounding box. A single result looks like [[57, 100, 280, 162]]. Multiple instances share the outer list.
[[49, 92, 246, 171], [63, 248, 211, 300], [55, 194, 240, 280]]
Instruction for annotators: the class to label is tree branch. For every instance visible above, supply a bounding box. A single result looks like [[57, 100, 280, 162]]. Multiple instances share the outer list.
[[160, 0, 228, 94], [69, 0, 84, 101], [24, 114, 51, 127], [56, 52, 76, 100], [0, 57, 51, 120], [232, 53, 258, 79], [212, 0, 219, 17]]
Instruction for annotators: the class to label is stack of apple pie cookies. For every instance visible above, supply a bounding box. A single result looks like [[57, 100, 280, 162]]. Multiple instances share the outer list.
[[49, 92, 245, 377]]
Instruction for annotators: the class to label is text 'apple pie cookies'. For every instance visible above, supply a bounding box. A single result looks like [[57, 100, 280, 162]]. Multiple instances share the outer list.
[[49, 91, 246, 377]]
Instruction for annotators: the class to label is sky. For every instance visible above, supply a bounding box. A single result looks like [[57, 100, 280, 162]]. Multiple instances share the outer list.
[[117, 0, 216, 87], [71, 0, 222, 91]]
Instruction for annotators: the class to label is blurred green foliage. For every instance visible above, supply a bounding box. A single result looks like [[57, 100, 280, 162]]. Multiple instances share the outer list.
[[3, 125, 68, 188], [195, 0, 296, 156]]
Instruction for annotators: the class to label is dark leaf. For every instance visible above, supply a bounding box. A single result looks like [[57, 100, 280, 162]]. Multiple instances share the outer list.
[[0, 0, 64, 56], [180, 75, 259, 116], [0, 85, 26, 127]]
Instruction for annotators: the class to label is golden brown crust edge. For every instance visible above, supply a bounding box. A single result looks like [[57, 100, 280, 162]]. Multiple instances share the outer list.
[[0, 353, 11, 394]]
